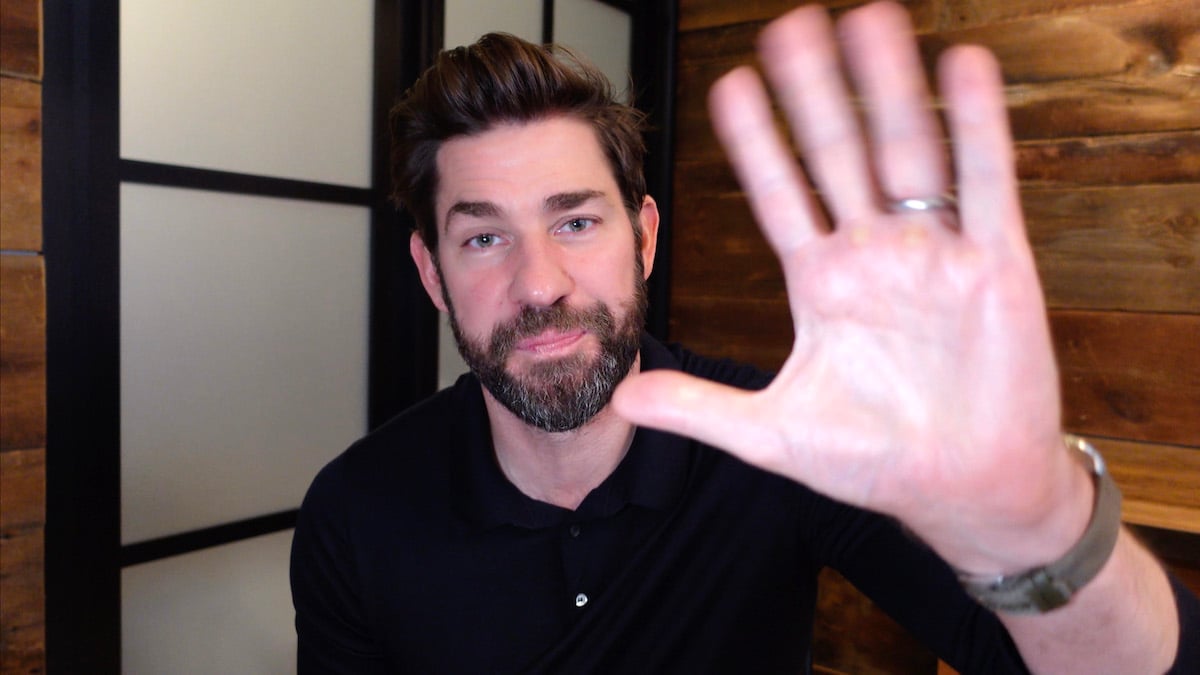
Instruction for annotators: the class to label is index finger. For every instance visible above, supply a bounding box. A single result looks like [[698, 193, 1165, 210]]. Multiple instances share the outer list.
[[709, 67, 826, 258]]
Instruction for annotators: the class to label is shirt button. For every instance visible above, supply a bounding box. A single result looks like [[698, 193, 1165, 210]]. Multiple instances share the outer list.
[[568, 524, 581, 538], [575, 593, 589, 608]]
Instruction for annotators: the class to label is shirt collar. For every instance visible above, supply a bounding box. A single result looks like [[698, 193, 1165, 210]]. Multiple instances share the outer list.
[[453, 333, 692, 530]]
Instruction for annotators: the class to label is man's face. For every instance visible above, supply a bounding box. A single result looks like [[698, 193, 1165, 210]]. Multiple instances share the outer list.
[[410, 116, 659, 432]]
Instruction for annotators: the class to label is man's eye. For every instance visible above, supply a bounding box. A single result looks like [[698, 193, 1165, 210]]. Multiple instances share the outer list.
[[466, 233, 497, 248], [560, 218, 595, 234]]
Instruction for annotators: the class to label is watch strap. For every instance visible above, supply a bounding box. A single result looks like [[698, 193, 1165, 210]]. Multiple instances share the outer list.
[[958, 434, 1123, 614]]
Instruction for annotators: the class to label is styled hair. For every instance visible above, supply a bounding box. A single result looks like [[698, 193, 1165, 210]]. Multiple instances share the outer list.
[[389, 32, 648, 250]]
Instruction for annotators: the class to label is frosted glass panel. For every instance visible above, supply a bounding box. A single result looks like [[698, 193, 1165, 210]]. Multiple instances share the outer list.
[[120, 184, 368, 544], [122, 530, 296, 674], [120, 0, 373, 187], [444, 0, 542, 48], [554, 0, 632, 100]]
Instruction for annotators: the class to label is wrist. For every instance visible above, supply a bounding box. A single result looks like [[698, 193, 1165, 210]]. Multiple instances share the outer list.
[[957, 435, 1124, 614], [930, 432, 1095, 576]]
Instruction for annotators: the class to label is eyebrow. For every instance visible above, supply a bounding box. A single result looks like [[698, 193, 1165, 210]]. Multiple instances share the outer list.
[[446, 200, 501, 222], [544, 190, 606, 212], [443, 190, 608, 234]]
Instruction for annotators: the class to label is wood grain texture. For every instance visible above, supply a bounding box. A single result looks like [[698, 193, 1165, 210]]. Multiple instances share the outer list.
[[0, 0, 39, 78], [0, 449, 44, 675], [0, 255, 46, 451], [0, 517, 45, 674], [930, 0, 1172, 32], [1025, 184, 1199, 313], [919, 0, 1200, 83], [0, 76, 41, 252], [1105, 440, 1200, 533], [1015, 131, 1200, 189], [1055, 311, 1200, 447], [668, 296, 793, 372], [0, 448, 43, 529]]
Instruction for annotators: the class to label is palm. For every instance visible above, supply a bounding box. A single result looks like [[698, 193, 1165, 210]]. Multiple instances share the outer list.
[[761, 215, 1058, 514]]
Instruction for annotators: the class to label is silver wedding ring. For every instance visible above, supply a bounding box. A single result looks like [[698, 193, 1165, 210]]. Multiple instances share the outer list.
[[888, 194, 957, 214]]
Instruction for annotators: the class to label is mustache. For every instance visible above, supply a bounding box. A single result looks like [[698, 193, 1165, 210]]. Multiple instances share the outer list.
[[489, 302, 615, 358]]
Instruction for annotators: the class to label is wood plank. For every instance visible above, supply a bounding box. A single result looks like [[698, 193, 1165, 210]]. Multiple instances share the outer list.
[[0, 76, 41, 251], [1103, 439, 1200, 533], [1015, 131, 1200, 189], [1024, 184, 1200, 313], [1054, 311, 1200, 447], [0, 254, 46, 451], [0, 447, 43, 530], [0, 521, 45, 674], [668, 295, 793, 371], [1006, 75, 1199, 140], [0, 448, 44, 672], [932, 0, 1170, 32], [0, 0, 41, 78], [919, 0, 1200, 84]]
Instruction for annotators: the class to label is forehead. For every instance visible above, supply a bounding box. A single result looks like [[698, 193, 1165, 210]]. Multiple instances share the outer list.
[[434, 116, 619, 222]]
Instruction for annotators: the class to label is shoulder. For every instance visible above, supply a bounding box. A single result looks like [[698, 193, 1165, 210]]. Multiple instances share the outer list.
[[299, 377, 477, 517]]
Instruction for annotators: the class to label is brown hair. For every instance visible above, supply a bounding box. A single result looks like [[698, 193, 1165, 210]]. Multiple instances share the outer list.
[[389, 32, 648, 250]]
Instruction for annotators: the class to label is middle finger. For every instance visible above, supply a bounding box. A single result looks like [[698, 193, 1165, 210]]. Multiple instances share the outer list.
[[759, 5, 877, 226], [840, 2, 951, 209]]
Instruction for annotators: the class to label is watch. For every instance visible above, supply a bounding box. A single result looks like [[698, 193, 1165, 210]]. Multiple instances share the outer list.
[[958, 434, 1123, 614]]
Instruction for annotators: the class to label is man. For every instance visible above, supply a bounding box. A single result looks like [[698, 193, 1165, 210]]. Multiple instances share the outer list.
[[292, 2, 1198, 672]]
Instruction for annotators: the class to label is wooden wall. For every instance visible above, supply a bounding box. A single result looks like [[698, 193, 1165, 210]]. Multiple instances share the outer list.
[[0, 0, 46, 673], [671, 0, 1198, 673]]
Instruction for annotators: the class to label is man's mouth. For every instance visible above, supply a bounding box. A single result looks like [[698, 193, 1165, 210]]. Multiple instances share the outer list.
[[515, 328, 587, 356]]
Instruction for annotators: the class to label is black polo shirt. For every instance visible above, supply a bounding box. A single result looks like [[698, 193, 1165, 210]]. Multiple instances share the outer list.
[[294, 335, 1200, 673]]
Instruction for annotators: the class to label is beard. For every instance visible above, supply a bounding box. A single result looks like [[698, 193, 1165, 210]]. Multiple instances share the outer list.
[[445, 275, 647, 433]]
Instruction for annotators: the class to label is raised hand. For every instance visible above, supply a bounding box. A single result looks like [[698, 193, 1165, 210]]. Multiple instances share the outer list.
[[612, 1, 1092, 574]]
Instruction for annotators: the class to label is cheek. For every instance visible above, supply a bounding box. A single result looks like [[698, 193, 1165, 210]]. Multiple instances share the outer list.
[[443, 274, 511, 331]]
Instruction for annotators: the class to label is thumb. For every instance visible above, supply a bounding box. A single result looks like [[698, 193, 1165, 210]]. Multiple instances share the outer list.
[[612, 370, 779, 466]]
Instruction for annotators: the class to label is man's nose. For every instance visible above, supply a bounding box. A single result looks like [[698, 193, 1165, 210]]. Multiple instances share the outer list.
[[507, 236, 573, 308]]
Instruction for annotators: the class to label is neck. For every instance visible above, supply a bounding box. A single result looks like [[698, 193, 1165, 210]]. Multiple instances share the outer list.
[[482, 355, 640, 511]]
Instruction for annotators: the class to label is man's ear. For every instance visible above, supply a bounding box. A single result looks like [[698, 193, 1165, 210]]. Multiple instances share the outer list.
[[637, 195, 660, 280], [409, 232, 449, 313]]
